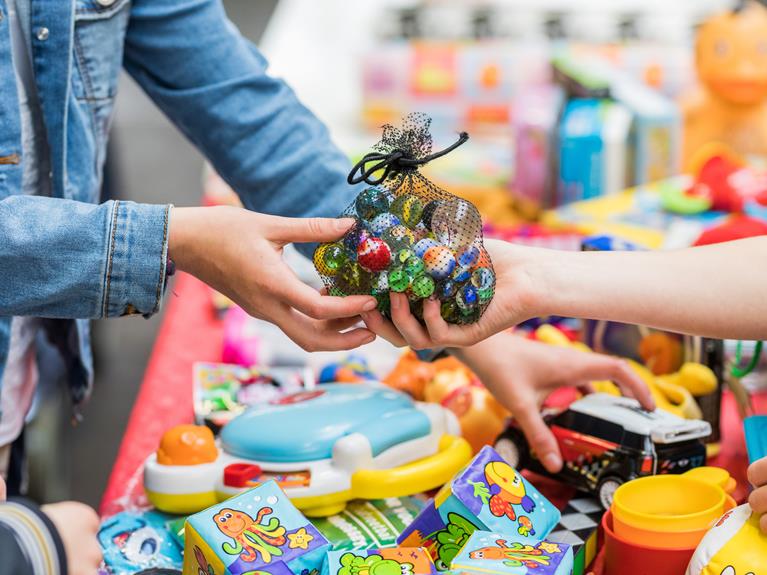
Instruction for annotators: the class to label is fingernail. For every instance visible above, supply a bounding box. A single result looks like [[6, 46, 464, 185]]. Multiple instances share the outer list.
[[542, 453, 562, 472], [363, 334, 375, 344], [363, 299, 377, 311], [391, 293, 400, 309]]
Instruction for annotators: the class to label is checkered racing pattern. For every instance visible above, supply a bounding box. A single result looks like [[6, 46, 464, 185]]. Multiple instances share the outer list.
[[547, 497, 605, 575]]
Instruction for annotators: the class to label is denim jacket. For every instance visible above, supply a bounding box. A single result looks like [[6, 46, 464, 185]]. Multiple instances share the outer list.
[[0, 0, 357, 414]]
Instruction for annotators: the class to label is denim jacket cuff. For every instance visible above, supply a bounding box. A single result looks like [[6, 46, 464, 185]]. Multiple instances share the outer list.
[[102, 201, 171, 318]]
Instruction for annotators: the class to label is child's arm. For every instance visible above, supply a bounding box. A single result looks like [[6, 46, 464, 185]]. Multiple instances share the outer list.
[[527, 236, 767, 341], [0, 477, 102, 575], [0, 499, 69, 575], [363, 237, 767, 348]]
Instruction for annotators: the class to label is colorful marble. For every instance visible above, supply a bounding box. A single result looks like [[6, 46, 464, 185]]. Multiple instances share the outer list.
[[369, 213, 400, 236], [411, 274, 435, 299], [414, 238, 440, 259], [404, 255, 425, 277], [438, 280, 458, 299], [357, 237, 392, 273], [451, 264, 471, 283], [431, 199, 482, 249], [343, 221, 370, 258], [423, 246, 456, 280], [381, 225, 415, 252], [391, 193, 424, 228], [387, 268, 410, 293], [456, 284, 479, 312], [457, 245, 481, 268], [471, 267, 495, 292], [313, 243, 347, 277], [395, 248, 415, 266], [337, 262, 373, 295], [355, 187, 390, 220], [421, 200, 441, 230]]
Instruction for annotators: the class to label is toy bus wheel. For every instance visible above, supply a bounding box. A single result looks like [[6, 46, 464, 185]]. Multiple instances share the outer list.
[[597, 476, 623, 509], [494, 430, 528, 469]]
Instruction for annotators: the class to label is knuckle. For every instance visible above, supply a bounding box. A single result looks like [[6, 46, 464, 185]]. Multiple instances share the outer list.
[[308, 218, 325, 236]]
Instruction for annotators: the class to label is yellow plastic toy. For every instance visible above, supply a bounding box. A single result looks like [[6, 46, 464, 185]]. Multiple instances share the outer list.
[[533, 324, 717, 420], [686, 502, 767, 575], [682, 2, 767, 170]]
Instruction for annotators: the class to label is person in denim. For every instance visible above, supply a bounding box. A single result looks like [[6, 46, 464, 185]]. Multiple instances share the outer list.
[[0, 1, 653, 572]]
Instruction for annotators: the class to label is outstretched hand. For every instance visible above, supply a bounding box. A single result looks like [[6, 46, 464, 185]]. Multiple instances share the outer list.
[[170, 206, 378, 352], [452, 333, 655, 473], [361, 239, 545, 349]]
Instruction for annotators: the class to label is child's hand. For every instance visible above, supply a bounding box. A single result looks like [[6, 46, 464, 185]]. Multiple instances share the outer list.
[[451, 333, 654, 473], [0, 476, 5, 501], [170, 207, 378, 352], [748, 457, 767, 533], [42, 501, 102, 575], [362, 239, 543, 349]]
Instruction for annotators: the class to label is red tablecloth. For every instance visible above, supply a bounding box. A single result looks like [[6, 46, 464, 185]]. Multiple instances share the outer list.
[[101, 273, 224, 515], [100, 272, 762, 571]]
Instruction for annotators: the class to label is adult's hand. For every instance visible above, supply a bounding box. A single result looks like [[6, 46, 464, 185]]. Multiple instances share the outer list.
[[451, 333, 655, 473], [170, 206, 377, 352]]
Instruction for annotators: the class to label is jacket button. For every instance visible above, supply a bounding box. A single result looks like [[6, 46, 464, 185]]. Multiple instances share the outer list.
[[35, 27, 49, 41], [96, 0, 117, 6]]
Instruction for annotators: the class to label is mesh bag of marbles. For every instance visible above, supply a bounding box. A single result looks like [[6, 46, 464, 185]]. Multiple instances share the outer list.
[[313, 114, 495, 325]]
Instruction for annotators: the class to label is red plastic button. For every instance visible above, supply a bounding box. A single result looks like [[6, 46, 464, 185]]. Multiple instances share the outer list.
[[224, 463, 263, 488]]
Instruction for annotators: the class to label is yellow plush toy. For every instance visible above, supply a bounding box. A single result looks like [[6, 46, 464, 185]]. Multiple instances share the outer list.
[[534, 325, 717, 420], [686, 503, 766, 575]]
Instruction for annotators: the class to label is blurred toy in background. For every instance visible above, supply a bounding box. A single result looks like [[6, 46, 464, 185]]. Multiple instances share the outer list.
[[99, 510, 183, 574], [494, 393, 711, 509], [318, 355, 377, 384], [383, 351, 508, 452], [383, 350, 437, 399], [182, 481, 330, 575], [422, 359, 508, 453], [512, 85, 564, 217], [662, 144, 767, 215], [146, 384, 472, 517], [193, 362, 307, 431], [450, 530, 573, 575], [398, 446, 561, 570], [536, 324, 717, 420], [483, 223, 583, 252], [222, 306, 262, 367], [682, 2, 767, 170], [324, 547, 437, 575]]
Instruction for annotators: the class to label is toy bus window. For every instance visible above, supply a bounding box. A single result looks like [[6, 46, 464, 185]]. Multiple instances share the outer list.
[[572, 413, 624, 445], [550, 410, 577, 429], [622, 431, 651, 451]]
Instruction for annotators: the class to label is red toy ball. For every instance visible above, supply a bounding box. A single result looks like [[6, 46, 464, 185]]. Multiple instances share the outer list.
[[357, 237, 392, 272]]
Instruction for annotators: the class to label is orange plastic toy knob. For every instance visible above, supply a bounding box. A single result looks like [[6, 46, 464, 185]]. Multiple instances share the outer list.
[[157, 424, 218, 465]]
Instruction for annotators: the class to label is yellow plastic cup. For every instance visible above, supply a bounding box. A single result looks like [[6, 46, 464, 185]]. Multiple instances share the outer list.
[[612, 475, 727, 548]]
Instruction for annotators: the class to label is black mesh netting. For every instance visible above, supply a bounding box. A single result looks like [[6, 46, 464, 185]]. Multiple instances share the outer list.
[[313, 114, 495, 325]]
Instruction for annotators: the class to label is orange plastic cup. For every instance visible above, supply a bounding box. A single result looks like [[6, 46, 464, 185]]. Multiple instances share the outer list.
[[611, 475, 727, 549]]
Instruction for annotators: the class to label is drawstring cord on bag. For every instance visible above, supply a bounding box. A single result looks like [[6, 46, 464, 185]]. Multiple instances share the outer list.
[[347, 132, 469, 186]]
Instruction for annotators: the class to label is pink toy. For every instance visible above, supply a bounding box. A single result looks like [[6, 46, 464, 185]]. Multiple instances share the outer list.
[[221, 306, 262, 367]]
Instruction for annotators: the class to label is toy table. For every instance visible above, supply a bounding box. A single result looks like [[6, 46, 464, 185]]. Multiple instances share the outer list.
[[101, 271, 763, 572]]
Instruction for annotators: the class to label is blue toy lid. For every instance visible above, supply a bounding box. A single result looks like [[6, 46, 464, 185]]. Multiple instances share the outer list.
[[220, 384, 431, 462]]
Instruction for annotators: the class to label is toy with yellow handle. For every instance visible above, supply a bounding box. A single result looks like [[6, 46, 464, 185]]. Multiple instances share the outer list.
[[145, 384, 473, 517], [533, 325, 717, 420]]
